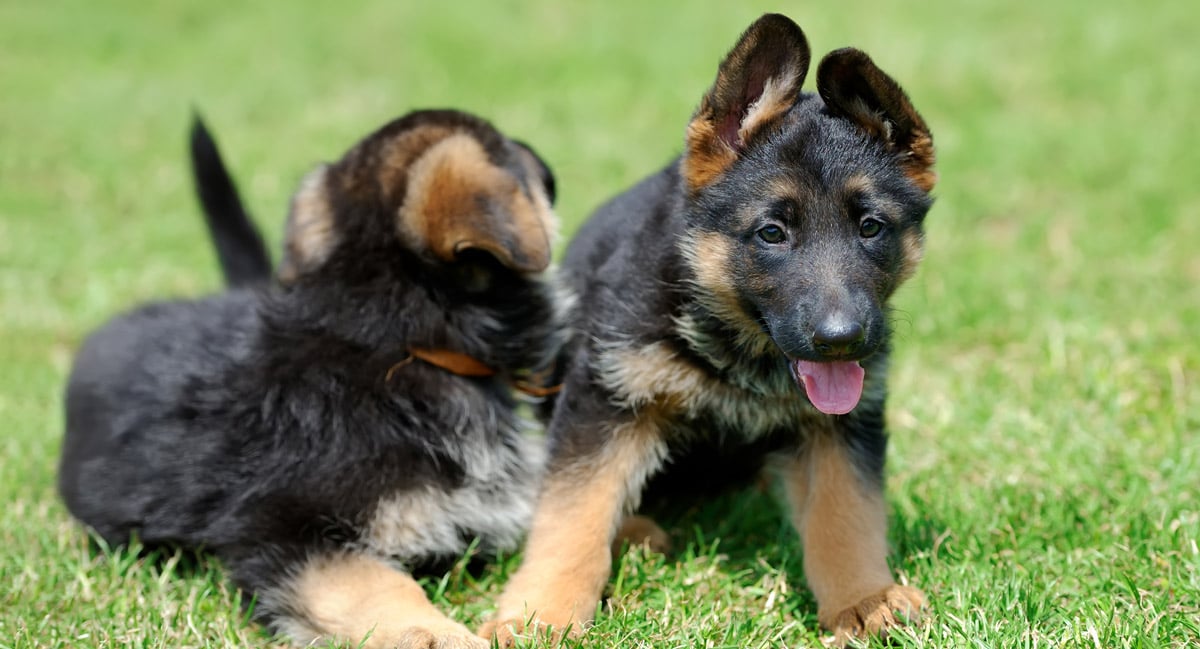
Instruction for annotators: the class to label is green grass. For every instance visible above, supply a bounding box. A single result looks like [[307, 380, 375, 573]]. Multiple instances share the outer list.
[[2, 0, 1197, 647]]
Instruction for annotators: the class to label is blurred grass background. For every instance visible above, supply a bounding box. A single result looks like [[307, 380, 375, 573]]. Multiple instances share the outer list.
[[1, 0, 1197, 647]]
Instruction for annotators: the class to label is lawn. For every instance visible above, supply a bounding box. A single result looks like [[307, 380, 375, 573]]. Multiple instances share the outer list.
[[1, 0, 1197, 647]]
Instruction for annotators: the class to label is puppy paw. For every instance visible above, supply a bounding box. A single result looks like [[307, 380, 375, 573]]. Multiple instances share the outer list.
[[477, 612, 582, 648], [820, 584, 926, 646], [613, 514, 672, 556], [393, 622, 490, 649]]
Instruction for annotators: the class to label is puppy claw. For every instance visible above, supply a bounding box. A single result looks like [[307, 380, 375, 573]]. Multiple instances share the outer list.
[[820, 584, 926, 646]]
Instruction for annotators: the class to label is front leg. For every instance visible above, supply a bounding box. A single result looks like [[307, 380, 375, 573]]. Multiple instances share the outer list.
[[479, 413, 667, 646], [268, 551, 487, 649], [782, 423, 925, 644]]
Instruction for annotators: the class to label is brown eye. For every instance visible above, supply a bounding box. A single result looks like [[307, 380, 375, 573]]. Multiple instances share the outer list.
[[757, 225, 787, 244], [859, 218, 885, 238]]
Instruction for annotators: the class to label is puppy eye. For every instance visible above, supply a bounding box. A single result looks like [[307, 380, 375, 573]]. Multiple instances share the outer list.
[[859, 218, 885, 238], [757, 225, 787, 244]]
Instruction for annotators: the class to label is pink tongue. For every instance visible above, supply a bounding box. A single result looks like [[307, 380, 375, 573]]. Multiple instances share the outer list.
[[793, 360, 865, 415]]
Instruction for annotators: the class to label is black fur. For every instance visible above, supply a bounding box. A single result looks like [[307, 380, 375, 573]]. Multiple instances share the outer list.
[[59, 110, 561, 643], [188, 115, 272, 287]]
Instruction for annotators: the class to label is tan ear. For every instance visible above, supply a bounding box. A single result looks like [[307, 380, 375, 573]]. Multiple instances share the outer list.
[[398, 134, 553, 273], [683, 14, 811, 192], [278, 164, 338, 282], [816, 48, 936, 192]]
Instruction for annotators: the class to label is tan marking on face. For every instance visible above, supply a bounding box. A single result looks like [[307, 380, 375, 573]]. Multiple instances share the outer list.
[[480, 417, 668, 643], [898, 228, 925, 283], [279, 165, 337, 282], [781, 432, 926, 641], [844, 173, 873, 197], [398, 133, 552, 272], [277, 552, 485, 648], [678, 232, 775, 356], [842, 173, 925, 285]]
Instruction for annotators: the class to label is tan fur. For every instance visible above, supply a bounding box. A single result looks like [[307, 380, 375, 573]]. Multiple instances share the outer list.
[[682, 117, 739, 192], [613, 514, 671, 556], [837, 87, 936, 194], [398, 133, 552, 272], [841, 173, 926, 284], [278, 553, 486, 649], [371, 125, 459, 204], [737, 64, 804, 145], [898, 228, 926, 283], [782, 433, 925, 644], [677, 232, 776, 357], [903, 130, 938, 192], [596, 340, 815, 437], [279, 165, 337, 282], [843, 172, 874, 197], [684, 61, 804, 193], [479, 418, 669, 645]]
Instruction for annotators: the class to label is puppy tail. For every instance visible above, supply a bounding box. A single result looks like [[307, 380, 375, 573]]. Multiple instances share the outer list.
[[189, 113, 273, 287]]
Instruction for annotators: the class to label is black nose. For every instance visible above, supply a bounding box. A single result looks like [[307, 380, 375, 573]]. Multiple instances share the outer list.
[[812, 317, 865, 358]]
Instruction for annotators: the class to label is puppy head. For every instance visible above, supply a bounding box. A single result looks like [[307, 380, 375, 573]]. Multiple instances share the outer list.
[[679, 14, 935, 415], [277, 110, 557, 287]]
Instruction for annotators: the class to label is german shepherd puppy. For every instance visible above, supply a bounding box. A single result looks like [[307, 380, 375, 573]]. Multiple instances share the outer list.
[[481, 14, 936, 646], [59, 109, 561, 649]]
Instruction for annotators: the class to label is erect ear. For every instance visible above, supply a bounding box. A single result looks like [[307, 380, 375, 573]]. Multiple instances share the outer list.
[[817, 48, 936, 192], [278, 164, 339, 283], [682, 13, 811, 193], [399, 133, 553, 274]]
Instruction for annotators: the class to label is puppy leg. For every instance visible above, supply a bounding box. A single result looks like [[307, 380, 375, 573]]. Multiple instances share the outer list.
[[275, 552, 486, 649], [783, 431, 925, 645], [479, 416, 667, 646]]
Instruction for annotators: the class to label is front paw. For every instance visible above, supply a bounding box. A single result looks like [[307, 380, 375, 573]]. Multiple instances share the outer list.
[[820, 584, 926, 645], [392, 622, 490, 649], [477, 611, 584, 648]]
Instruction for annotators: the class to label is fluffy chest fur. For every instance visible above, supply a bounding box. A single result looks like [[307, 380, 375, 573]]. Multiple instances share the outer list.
[[362, 415, 545, 565]]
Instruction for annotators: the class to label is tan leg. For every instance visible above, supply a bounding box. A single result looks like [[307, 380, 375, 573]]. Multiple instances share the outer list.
[[479, 417, 667, 646], [278, 552, 486, 649], [783, 434, 925, 645]]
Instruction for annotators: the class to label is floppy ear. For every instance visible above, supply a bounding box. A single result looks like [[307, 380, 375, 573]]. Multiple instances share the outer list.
[[683, 13, 811, 192], [399, 134, 553, 274], [817, 48, 936, 192], [511, 139, 557, 206], [278, 164, 339, 283]]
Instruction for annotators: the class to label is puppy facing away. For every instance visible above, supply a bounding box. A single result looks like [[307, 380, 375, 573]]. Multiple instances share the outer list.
[[481, 14, 936, 646], [58, 109, 561, 649]]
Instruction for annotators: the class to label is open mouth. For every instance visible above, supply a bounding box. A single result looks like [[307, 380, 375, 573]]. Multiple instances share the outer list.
[[790, 360, 865, 415]]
